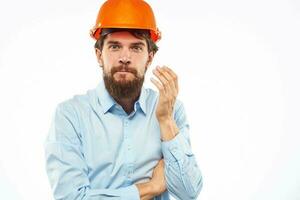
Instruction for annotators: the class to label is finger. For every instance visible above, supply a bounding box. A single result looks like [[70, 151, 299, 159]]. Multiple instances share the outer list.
[[160, 159, 164, 165], [150, 77, 165, 93], [156, 159, 164, 168], [157, 66, 175, 88], [157, 66, 173, 81], [153, 67, 169, 87], [158, 66, 177, 96], [164, 66, 178, 91], [152, 67, 170, 93], [158, 67, 178, 108], [164, 66, 178, 92]]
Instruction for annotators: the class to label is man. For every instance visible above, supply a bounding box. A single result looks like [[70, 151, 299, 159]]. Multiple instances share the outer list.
[[44, 0, 203, 199]]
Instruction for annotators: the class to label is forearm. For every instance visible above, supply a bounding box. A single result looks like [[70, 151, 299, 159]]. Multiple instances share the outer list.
[[161, 129, 203, 200], [165, 160, 203, 200]]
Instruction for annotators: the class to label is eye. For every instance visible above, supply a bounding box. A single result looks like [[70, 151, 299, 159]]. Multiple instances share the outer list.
[[109, 44, 120, 50], [131, 45, 143, 52]]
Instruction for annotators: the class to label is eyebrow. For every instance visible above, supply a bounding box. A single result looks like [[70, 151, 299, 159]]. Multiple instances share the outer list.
[[106, 41, 146, 46], [130, 42, 146, 46], [106, 41, 121, 45]]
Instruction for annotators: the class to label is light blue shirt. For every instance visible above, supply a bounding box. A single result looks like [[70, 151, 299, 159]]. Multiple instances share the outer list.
[[44, 79, 203, 200]]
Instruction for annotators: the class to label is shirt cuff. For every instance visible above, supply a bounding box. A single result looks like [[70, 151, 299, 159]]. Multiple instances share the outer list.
[[161, 131, 193, 163]]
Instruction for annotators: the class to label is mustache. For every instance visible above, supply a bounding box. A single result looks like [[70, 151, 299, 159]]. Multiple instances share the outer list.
[[111, 65, 138, 76]]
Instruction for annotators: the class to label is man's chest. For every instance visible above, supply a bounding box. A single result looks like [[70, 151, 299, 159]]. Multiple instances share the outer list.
[[79, 111, 163, 186]]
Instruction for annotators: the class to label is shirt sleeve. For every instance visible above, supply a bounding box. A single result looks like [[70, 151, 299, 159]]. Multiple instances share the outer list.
[[44, 102, 140, 200], [161, 101, 203, 200]]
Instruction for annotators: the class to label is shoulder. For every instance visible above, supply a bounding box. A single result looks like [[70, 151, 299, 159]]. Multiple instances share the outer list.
[[55, 88, 96, 116]]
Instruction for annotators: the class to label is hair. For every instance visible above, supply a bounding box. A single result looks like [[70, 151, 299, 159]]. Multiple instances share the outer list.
[[94, 28, 159, 54]]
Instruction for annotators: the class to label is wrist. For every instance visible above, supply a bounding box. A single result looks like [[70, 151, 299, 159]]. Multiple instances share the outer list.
[[158, 118, 179, 141], [148, 180, 163, 196], [136, 182, 157, 200], [157, 116, 173, 124]]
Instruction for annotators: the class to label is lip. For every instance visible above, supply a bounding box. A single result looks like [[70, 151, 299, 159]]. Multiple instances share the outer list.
[[115, 71, 132, 75]]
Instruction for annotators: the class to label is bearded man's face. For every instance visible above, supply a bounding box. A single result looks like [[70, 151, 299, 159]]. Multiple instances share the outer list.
[[95, 31, 153, 100]]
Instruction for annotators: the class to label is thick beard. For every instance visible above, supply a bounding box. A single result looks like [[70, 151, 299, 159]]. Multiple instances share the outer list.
[[103, 66, 145, 102]]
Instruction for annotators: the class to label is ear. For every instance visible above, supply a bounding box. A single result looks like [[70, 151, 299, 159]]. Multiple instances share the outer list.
[[95, 48, 103, 67], [145, 52, 154, 70]]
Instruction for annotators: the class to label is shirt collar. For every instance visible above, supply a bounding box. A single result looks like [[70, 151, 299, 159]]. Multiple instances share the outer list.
[[95, 79, 148, 115], [138, 85, 147, 115], [96, 79, 116, 114]]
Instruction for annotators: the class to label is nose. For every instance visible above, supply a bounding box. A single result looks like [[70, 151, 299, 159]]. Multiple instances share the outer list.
[[118, 48, 131, 65]]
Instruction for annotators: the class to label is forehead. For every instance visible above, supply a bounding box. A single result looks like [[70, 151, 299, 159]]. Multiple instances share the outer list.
[[104, 31, 146, 45]]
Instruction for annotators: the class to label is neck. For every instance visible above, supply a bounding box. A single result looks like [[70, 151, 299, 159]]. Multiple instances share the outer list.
[[114, 95, 139, 114]]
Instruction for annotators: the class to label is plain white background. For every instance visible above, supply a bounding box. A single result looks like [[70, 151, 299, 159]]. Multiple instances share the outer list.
[[0, 0, 299, 199]]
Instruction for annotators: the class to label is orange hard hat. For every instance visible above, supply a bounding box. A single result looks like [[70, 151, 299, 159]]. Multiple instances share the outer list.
[[90, 0, 161, 42]]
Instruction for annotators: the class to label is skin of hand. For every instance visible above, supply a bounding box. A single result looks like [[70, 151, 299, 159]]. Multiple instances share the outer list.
[[135, 159, 166, 200], [151, 66, 180, 141], [151, 66, 179, 122]]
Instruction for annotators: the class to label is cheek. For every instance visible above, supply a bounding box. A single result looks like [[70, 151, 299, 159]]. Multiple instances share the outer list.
[[102, 54, 115, 66], [102, 50, 121, 64], [134, 54, 150, 68], [137, 65, 147, 77]]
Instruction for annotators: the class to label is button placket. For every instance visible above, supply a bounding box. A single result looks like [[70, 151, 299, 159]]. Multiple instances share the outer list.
[[123, 117, 135, 181]]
